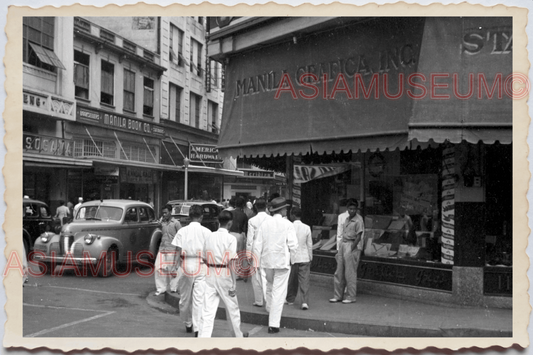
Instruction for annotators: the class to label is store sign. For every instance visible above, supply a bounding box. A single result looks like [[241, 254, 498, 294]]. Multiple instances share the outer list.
[[120, 167, 154, 184], [23, 90, 76, 121], [189, 143, 223, 163], [242, 169, 274, 178], [95, 166, 119, 176], [76, 107, 166, 137], [23, 133, 74, 157]]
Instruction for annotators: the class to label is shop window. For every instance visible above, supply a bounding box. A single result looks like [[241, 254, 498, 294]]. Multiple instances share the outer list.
[[363, 151, 441, 263], [123, 69, 136, 112], [23, 17, 64, 72], [74, 50, 90, 99], [101, 60, 115, 106], [143, 77, 154, 116], [120, 142, 157, 163]]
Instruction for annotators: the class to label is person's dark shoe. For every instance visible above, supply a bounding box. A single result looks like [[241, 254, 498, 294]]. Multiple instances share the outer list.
[[194, 331, 198, 337], [186, 325, 193, 333], [243, 278, 248, 283], [268, 327, 279, 334], [329, 298, 341, 303], [243, 332, 249, 337]]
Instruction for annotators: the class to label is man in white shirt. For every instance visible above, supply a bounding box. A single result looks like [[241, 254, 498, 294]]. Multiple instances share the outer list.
[[253, 197, 298, 334], [330, 199, 364, 304], [337, 198, 363, 250], [245, 198, 271, 307], [171, 205, 211, 336], [73, 197, 83, 218], [285, 207, 313, 310], [199, 210, 248, 338]]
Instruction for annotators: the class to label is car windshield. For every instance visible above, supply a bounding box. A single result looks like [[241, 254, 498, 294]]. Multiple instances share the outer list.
[[172, 204, 190, 215], [76, 206, 122, 221]]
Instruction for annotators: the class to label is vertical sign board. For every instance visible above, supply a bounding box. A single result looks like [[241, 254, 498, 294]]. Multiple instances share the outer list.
[[441, 146, 455, 264]]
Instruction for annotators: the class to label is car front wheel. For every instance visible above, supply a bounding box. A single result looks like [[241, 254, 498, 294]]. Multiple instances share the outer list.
[[97, 247, 117, 278]]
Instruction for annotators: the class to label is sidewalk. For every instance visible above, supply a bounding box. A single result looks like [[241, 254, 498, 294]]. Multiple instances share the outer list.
[[163, 273, 512, 337]]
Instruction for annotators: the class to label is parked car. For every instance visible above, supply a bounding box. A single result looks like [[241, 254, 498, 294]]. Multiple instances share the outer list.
[[33, 199, 162, 277], [23, 198, 60, 254], [167, 200, 223, 232]]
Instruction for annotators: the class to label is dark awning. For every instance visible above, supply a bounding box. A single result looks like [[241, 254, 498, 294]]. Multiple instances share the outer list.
[[217, 17, 513, 159], [408, 17, 512, 144], [29, 43, 66, 70], [217, 18, 426, 158]]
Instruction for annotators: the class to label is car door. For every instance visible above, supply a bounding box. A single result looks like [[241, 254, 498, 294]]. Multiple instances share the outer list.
[[136, 206, 155, 253], [123, 206, 142, 257]]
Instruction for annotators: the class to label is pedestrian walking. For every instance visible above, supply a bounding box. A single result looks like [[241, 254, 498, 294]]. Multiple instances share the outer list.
[[245, 198, 271, 307], [199, 210, 248, 338], [285, 207, 313, 310], [252, 197, 298, 334], [54, 201, 70, 225], [171, 204, 211, 336], [329, 199, 364, 304], [73, 197, 83, 218], [154, 204, 181, 296], [229, 196, 248, 281]]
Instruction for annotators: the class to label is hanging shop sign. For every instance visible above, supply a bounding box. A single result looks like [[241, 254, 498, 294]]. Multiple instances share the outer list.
[[189, 143, 223, 164], [76, 106, 166, 137], [293, 164, 356, 184], [241, 169, 275, 178], [23, 133, 74, 157], [120, 167, 155, 184], [23, 90, 76, 121]]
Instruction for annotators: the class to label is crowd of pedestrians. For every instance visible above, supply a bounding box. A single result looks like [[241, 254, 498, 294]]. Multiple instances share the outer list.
[[153, 195, 364, 337]]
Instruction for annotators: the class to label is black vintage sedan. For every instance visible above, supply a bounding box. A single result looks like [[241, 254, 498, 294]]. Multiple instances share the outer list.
[[23, 198, 60, 254]]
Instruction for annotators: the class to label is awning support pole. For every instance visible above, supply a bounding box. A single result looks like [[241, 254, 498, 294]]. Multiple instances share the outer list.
[[84, 127, 103, 157], [161, 141, 177, 166], [169, 135, 187, 160], [114, 131, 129, 160], [142, 137, 157, 164]]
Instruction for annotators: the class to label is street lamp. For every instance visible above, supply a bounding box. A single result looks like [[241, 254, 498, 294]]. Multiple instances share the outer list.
[[183, 157, 190, 200]]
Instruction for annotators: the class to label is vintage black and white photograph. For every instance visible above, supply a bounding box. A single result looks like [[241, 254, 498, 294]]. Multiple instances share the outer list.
[[2, 1, 530, 353]]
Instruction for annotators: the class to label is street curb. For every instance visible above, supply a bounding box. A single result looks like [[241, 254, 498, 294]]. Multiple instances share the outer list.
[[146, 292, 179, 315], [163, 292, 511, 337]]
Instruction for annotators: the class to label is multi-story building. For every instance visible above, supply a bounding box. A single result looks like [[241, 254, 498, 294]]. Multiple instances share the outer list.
[[23, 16, 241, 216]]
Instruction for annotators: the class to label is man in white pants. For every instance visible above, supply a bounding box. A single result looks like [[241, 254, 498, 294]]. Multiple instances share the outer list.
[[253, 197, 298, 334], [246, 198, 271, 307], [199, 210, 248, 338], [171, 205, 211, 336], [154, 205, 181, 296]]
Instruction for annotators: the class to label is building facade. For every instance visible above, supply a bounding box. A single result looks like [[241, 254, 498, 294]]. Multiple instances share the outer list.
[[23, 16, 241, 218], [208, 16, 514, 307]]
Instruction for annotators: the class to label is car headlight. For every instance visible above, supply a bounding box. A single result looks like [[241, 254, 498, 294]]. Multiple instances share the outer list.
[[40, 232, 54, 243], [84, 234, 97, 245]]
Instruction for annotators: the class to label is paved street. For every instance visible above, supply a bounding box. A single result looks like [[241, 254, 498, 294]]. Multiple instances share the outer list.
[[23, 264, 354, 338]]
